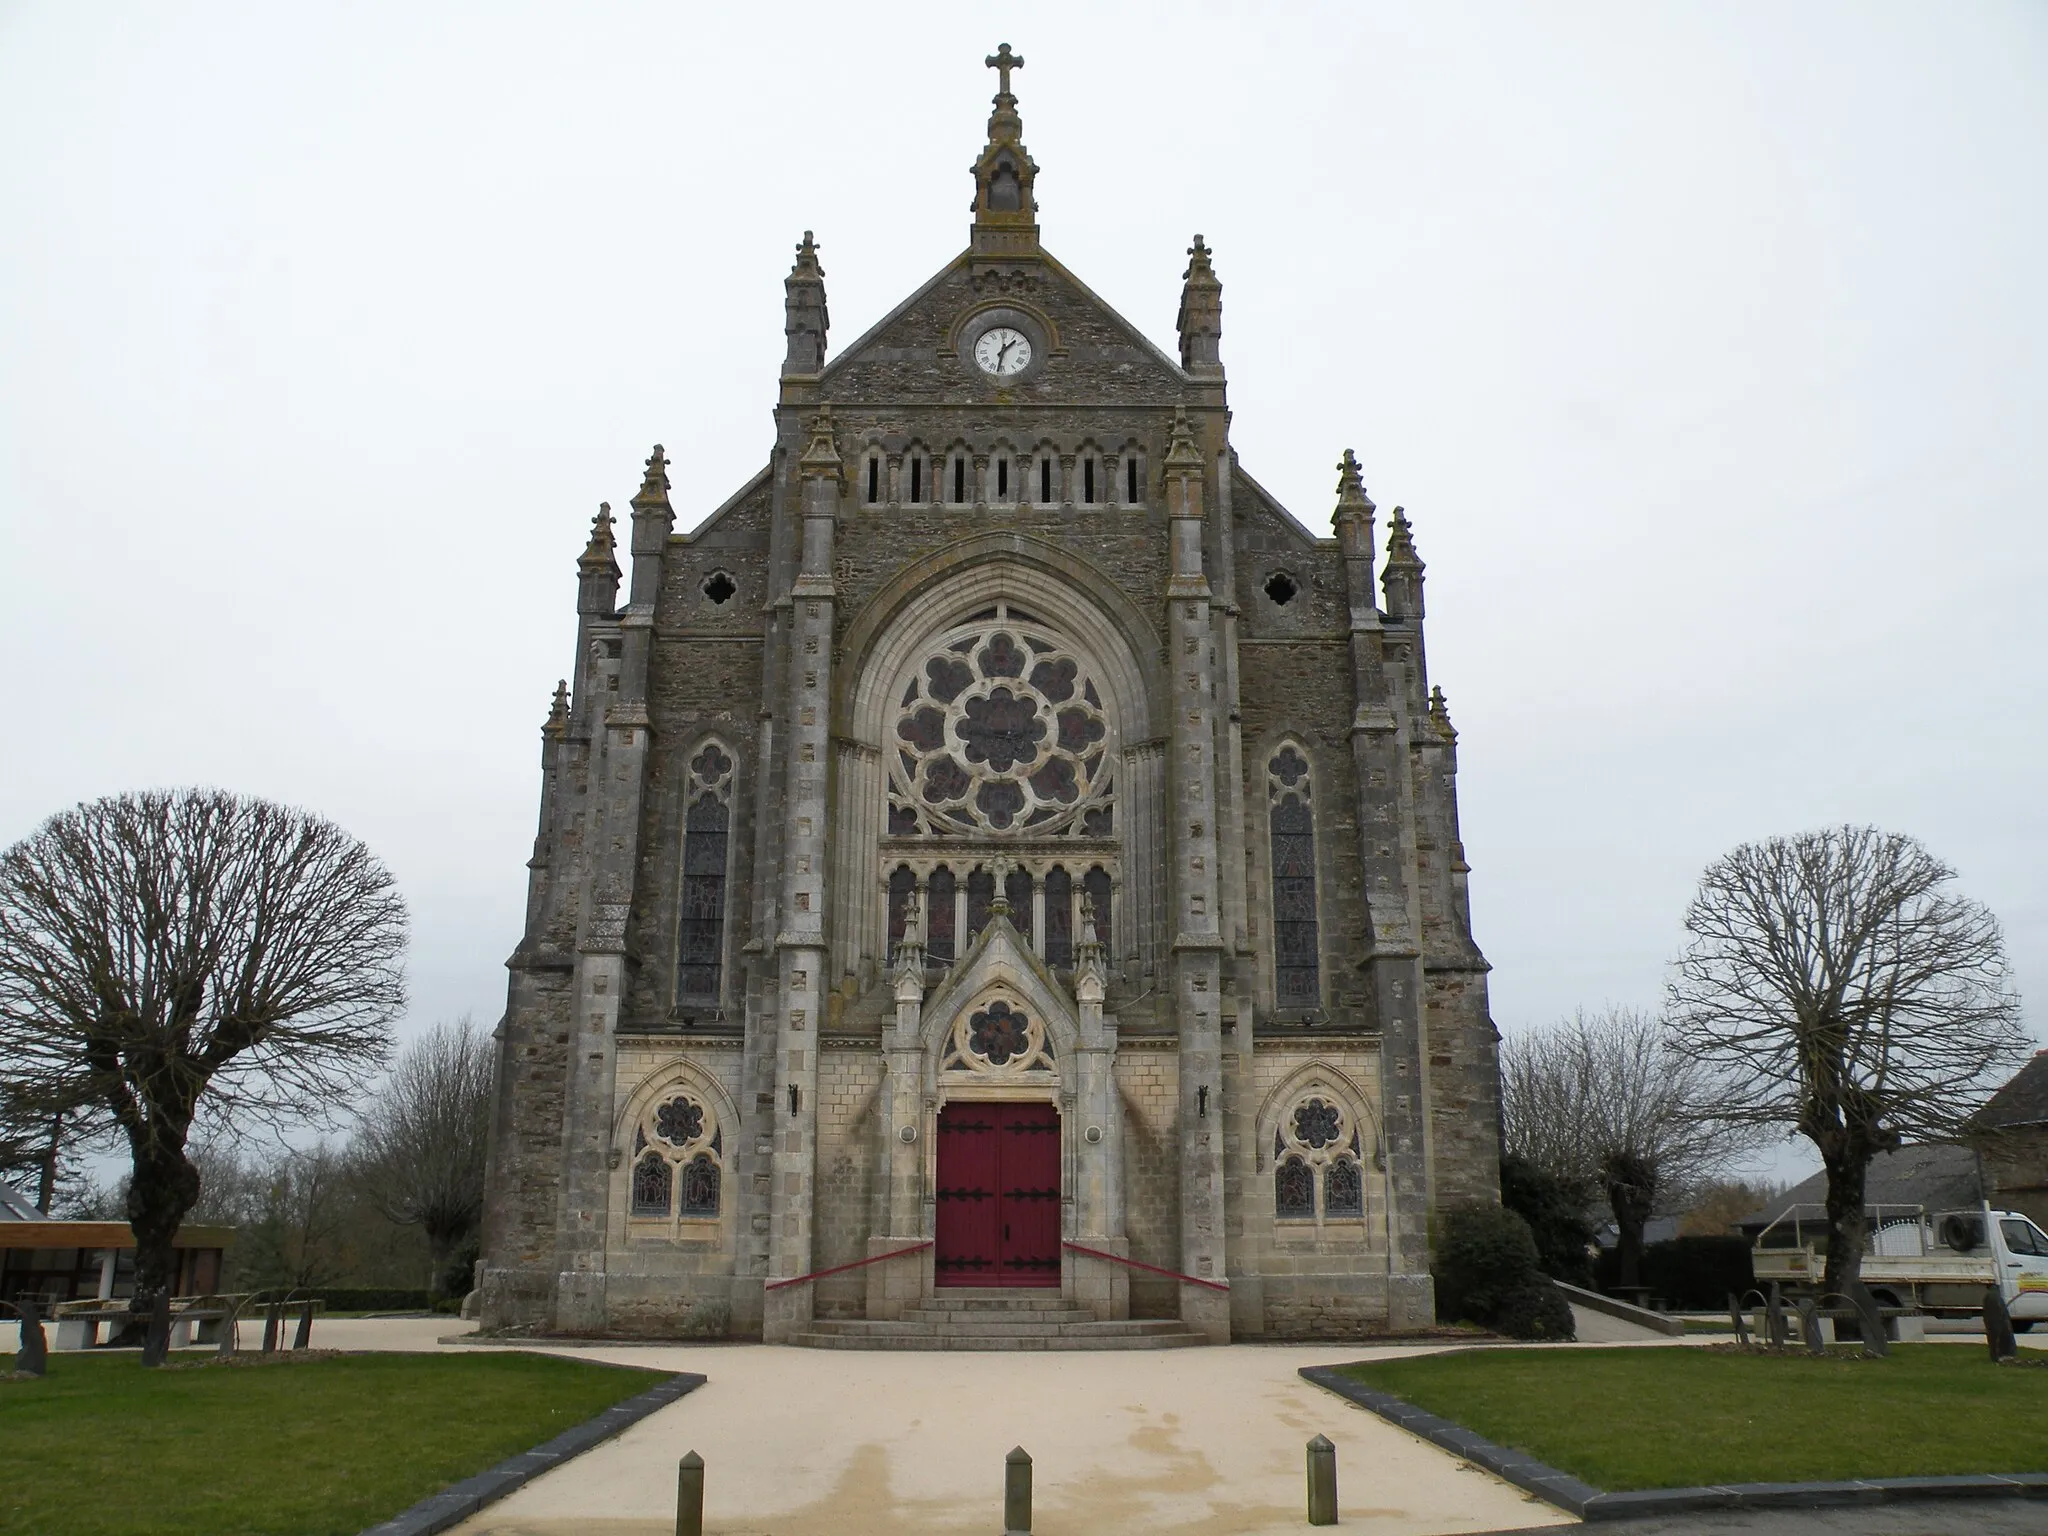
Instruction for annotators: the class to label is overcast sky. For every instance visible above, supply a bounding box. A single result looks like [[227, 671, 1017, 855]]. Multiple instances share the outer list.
[[3, 3, 2042, 1181]]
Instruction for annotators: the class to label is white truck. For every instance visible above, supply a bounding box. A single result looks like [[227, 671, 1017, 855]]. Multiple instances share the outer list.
[[1752, 1203, 2048, 1328]]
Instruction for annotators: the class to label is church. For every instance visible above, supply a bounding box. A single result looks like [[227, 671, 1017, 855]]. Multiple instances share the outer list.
[[478, 48, 1501, 1345]]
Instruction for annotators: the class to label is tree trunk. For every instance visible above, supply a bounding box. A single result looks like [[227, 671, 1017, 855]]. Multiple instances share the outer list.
[[35, 1113, 61, 1214], [1604, 1151, 1657, 1292], [125, 1125, 201, 1319], [1820, 1146, 1871, 1303]]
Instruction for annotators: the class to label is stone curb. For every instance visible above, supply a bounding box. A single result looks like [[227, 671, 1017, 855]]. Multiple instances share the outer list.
[[357, 1370, 706, 1536], [1298, 1365, 2048, 1521]]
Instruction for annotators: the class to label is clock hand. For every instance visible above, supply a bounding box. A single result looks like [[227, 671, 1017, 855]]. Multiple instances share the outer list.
[[997, 337, 1016, 368]]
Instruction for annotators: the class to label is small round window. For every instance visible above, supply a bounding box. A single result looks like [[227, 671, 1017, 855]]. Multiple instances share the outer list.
[[1264, 571, 1298, 606], [702, 571, 736, 605]]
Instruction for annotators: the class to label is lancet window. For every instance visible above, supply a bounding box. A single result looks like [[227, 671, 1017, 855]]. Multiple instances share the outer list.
[[676, 742, 736, 1004], [1273, 1092, 1371, 1225], [1267, 743, 1320, 1008], [630, 1088, 723, 1223]]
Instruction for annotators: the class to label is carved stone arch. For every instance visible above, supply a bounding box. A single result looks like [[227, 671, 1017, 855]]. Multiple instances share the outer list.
[[1254, 1060, 1381, 1174], [612, 1056, 742, 1161], [918, 918, 1078, 1074], [839, 535, 1160, 746]]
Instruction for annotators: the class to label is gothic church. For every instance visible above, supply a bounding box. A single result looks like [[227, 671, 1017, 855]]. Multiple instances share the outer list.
[[479, 49, 1502, 1344]]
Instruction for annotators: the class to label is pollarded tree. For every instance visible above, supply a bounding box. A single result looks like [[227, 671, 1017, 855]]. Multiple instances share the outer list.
[[0, 789, 407, 1352], [1668, 826, 2026, 1301], [352, 1017, 494, 1295], [1502, 1008, 1760, 1290]]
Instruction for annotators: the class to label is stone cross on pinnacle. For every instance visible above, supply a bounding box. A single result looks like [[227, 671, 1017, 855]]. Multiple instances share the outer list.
[[985, 43, 1023, 96]]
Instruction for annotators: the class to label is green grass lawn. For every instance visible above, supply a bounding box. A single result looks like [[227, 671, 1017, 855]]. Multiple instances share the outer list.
[[0, 1350, 667, 1536], [1337, 1345, 2048, 1491]]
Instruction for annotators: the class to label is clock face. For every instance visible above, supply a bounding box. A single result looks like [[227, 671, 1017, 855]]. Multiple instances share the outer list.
[[973, 326, 1032, 377]]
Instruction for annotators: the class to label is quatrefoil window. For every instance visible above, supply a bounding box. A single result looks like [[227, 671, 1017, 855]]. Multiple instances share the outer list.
[[968, 1001, 1031, 1065]]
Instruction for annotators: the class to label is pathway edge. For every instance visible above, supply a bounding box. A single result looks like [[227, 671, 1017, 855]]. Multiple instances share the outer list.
[[357, 1369, 707, 1536]]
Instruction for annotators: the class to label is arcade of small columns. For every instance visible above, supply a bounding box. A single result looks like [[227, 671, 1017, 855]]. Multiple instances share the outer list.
[[879, 851, 1118, 970]]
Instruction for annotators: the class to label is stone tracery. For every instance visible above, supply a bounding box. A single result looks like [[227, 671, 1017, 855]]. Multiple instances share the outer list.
[[888, 611, 1114, 838]]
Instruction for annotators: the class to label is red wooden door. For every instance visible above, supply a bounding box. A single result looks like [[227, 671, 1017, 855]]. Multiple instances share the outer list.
[[935, 1102, 1061, 1286]]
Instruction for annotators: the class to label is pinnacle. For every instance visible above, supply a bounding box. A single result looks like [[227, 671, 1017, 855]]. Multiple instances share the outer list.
[[579, 502, 618, 570], [1162, 405, 1204, 468], [1429, 685, 1458, 743], [636, 444, 671, 503], [1183, 234, 1218, 284], [1385, 504, 1422, 565], [545, 679, 570, 733], [1333, 449, 1375, 521], [790, 229, 824, 279]]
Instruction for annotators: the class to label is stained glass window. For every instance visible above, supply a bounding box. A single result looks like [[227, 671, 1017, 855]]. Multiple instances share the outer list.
[[1326, 1157, 1365, 1218], [655, 1096, 704, 1146], [888, 865, 916, 951], [1292, 1098, 1341, 1150], [1275, 1156, 1315, 1219], [966, 867, 994, 945], [632, 1153, 672, 1217], [680, 1154, 720, 1217], [885, 612, 1113, 839], [968, 1000, 1031, 1065], [1042, 867, 1074, 967], [928, 867, 957, 962], [1268, 746, 1320, 1007], [1004, 866, 1033, 943], [677, 743, 737, 1005]]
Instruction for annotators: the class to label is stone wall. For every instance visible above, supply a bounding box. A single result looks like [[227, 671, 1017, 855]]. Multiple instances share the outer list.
[[1115, 1040, 1180, 1316]]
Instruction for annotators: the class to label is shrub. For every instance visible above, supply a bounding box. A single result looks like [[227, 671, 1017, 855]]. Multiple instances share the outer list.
[[1435, 1204, 1576, 1340]]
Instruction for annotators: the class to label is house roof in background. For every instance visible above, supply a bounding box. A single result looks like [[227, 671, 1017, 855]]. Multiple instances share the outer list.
[[1973, 1052, 2048, 1132], [0, 1181, 42, 1220], [1737, 1144, 1983, 1232]]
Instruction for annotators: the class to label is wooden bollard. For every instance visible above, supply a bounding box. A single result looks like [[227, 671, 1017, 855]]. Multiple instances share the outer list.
[[1004, 1446, 1032, 1535], [1307, 1434, 1338, 1525], [675, 1450, 704, 1536]]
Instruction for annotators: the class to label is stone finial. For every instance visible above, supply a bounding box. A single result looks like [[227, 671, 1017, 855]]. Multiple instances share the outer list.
[[1078, 891, 1100, 950], [1382, 505, 1426, 621], [783, 230, 829, 375], [971, 44, 1040, 251], [798, 407, 840, 478], [1429, 685, 1458, 744], [634, 444, 671, 505], [990, 854, 1013, 916], [1384, 504, 1422, 567], [545, 679, 570, 738], [1162, 405, 1205, 471], [1332, 449, 1376, 523], [579, 503, 618, 572], [1177, 235, 1223, 373]]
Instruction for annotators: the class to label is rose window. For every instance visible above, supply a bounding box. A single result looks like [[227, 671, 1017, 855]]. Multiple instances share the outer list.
[[1292, 1098, 1342, 1150], [968, 1001, 1031, 1065], [888, 613, 1114, 837], [654, 1096, 705, 1147]]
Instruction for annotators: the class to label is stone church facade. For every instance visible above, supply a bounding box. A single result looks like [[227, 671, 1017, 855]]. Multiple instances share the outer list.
[[479, 51, 1501, 1344]]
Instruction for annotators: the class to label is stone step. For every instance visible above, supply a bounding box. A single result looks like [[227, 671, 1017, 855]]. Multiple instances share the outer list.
[[913, 1291, 1074, 1310], [790, 1327, 1207, 1352], [808, 1315, 1187, 1339], [905, 1306, 1098, 1325]]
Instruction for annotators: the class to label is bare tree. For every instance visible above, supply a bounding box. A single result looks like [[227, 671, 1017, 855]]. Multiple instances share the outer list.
[[353, 1018, 494, 1295], [1668, 826, 2026, 1301], [1502, 1007, 1762, 1289], [0, 789, 407, 1338]]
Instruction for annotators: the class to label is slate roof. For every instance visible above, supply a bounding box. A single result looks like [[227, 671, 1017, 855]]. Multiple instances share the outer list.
[[1972, 1051, 2048, 1132], [0, 1181, 44, 1220], [1737, 1143, 1984, 1233]]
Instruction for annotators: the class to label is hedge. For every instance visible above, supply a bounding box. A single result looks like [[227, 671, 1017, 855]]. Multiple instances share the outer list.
[[1596, 1235, 1754, 1310]]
